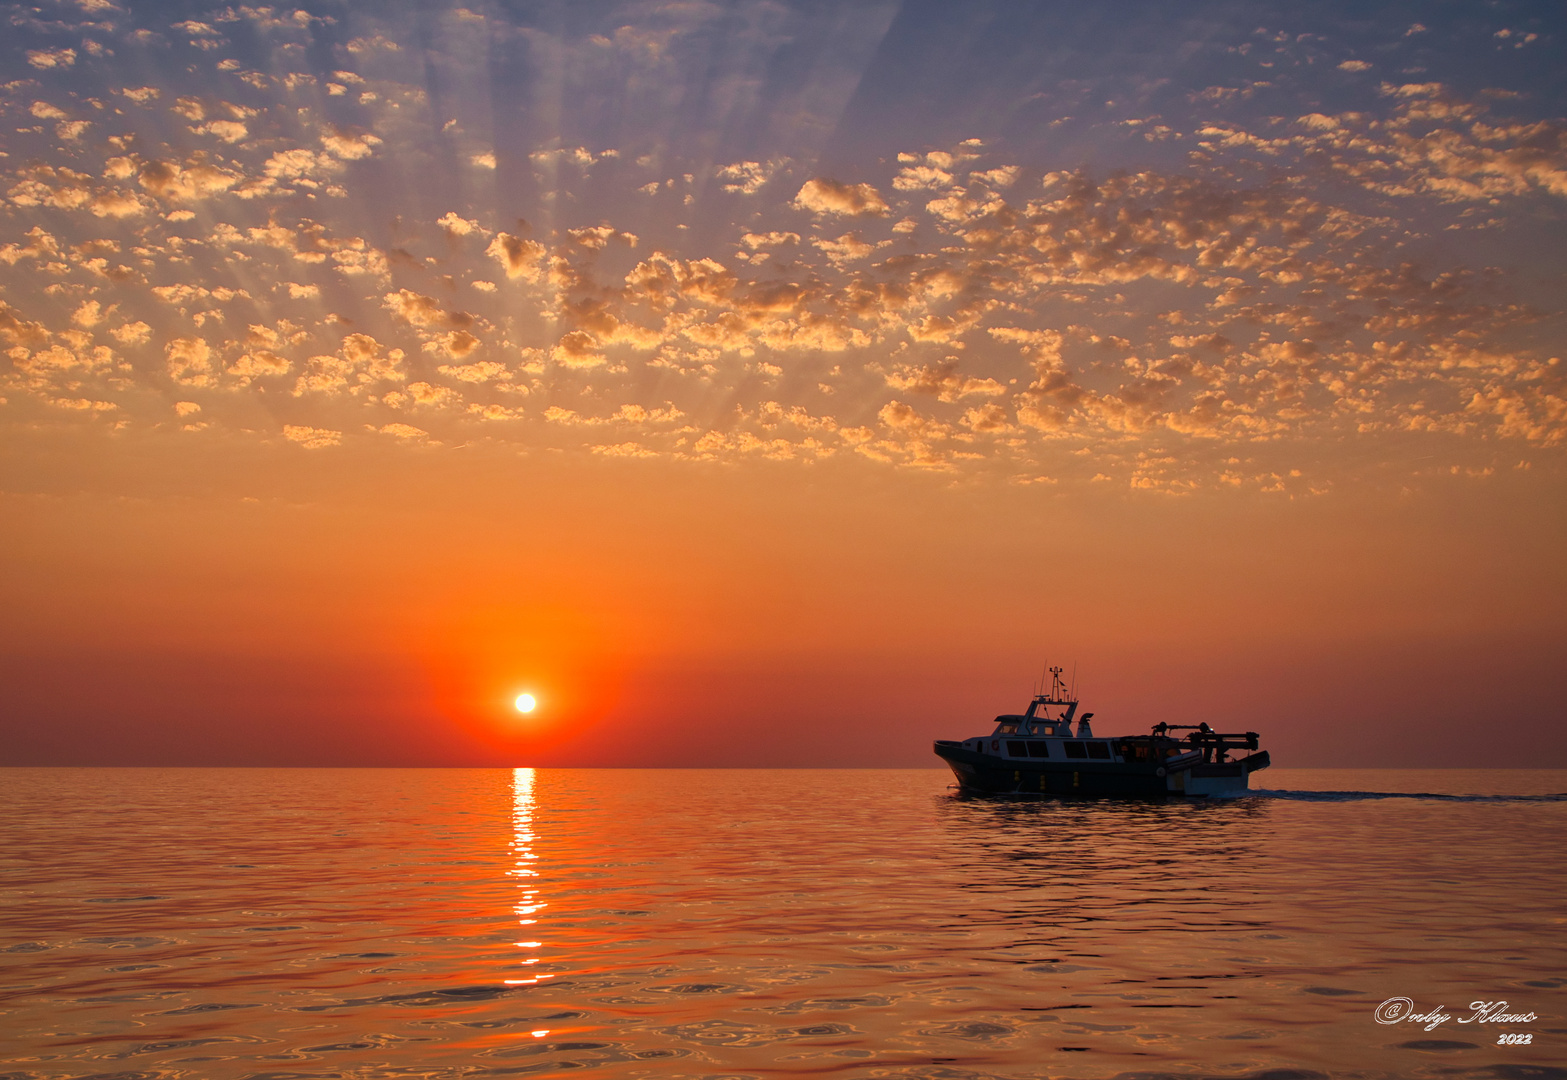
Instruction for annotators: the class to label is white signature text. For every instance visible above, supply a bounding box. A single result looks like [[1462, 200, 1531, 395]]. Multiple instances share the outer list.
[[1375, 997, 1536, 1032]]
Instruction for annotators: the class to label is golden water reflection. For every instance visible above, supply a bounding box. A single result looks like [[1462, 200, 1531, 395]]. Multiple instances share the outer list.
[[505, 767, 552, 1040]]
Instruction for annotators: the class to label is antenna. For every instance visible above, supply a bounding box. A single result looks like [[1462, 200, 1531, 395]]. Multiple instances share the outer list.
[[1071, 661, 1077, 700]]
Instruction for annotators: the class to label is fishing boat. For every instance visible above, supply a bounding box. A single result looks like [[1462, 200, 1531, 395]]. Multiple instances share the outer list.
[[933, 667, 1270, 798]]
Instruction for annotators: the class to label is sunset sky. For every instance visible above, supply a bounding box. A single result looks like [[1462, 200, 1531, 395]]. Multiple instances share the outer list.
[[3, 0, 1564, 768]]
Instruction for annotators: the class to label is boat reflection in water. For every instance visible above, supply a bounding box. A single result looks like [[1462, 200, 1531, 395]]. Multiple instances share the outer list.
[[936, 786, 1273, 939], [935, 667, 1271, 797]]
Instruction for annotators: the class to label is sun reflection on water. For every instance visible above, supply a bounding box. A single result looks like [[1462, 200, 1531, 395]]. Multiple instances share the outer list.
[[503, 767, 551, 998]]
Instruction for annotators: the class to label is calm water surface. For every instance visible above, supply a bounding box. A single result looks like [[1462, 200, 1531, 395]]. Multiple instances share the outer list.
[[1, 768, 1563, 1080]]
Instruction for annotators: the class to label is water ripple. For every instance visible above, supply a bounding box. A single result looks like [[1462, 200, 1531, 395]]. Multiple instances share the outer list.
[[0, 767, 1561, 1079]]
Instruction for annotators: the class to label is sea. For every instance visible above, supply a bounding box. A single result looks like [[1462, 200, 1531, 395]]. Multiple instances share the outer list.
[[1, 768, 1562, 1080]]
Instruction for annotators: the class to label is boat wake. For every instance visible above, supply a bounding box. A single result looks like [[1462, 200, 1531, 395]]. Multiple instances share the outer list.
[[1248, 788, 1567, 803]]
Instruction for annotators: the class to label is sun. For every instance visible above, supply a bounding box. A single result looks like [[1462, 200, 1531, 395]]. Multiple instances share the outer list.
[[514, 693, 537, 714]]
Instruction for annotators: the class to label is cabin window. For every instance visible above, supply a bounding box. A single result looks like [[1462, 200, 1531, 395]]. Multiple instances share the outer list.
[[1027, 742, 1050, 758], [1063, 741, 1088, 759], [1006, 741, 1028, 757], [1086, 742, 1111, 760], [998, 724, 1018, 735]]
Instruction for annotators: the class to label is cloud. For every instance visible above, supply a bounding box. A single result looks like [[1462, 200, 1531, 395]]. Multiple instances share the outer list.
[[196, 120, 248, 143], [8, 166, 94, 211], [16, 343, 115, 375], [812, 232, 888, 266], [321, 128, 382, 160], [345, 34, 401, 53], [341, 332, 404, 381], [470, 403, 525, 421], [138, 160, 241, 201], [971, 166, 1021, 188], [166, 338, 214, 386], [71, 301, 107, 327], [293, 333, 406, 394], [486, 233, 546, 281], [0, 26, 1561, 486], [89, 191, 146, 218], [793, 178, 889, 217], [49, 397, 119, 412], [882, 360, 1007, 402], [438, 360, 511, 383], [962, 403, 1012, 432], [282, 424, 342, 448], [376, 422, 428, 439], [27, 48, 77, 69], [256, 148, 348, 196], [718, 160, 783, 194], [1273, 91, 1567, 202], [623, 254, 735, 308], [530, 146, 600, 169], [0, 228, 60, 267], [383, 290, 472, 332], [228, 350, 291, 383], [567, 225, 637, 250], [383, 289, 445, 327], [892, 165, 952, 191], [590, 441, 659, 458], [740, 231, 800, 249], [923, 189, 1005, 224], [323, 237, 389, 279], [172, 19, 220, 37], [111, 322, 151, 345], [551, 331, 606, 368], [438, 211, 484, 236], [387, 381, 459, 409], [426, 330, 481, 359]]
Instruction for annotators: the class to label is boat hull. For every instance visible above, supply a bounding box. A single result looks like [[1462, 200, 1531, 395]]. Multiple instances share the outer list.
[[933, 741, 1269, 798]]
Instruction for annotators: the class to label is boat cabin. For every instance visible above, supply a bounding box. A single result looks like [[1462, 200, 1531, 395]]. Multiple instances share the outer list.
[[990, 687, 1092, 738], [960, 722, 1261, 767]]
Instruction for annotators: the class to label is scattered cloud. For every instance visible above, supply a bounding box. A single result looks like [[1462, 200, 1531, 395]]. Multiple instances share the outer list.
[[27, 48, 77, 69], [0, 16, 1559, 487], [282, 424, 342, 448], [793, 178, 889, 217], [487, 233, 546, 281], [718, 160, 784, 195], [321, 128, 382, 160]]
